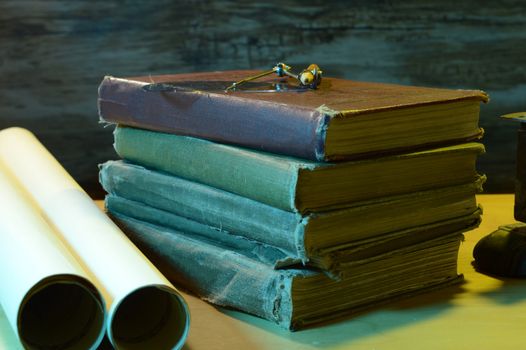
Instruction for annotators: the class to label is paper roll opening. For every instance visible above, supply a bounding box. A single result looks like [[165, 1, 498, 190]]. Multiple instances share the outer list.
[[110, 285, 190, 350], [18, 276, 106, 350]]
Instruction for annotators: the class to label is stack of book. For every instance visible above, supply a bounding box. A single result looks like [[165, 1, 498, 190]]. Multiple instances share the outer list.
[[97, 71, 488, 330]]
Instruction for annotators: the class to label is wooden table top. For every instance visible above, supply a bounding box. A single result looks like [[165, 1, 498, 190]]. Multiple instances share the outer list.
[[2, 194, 525, 350]]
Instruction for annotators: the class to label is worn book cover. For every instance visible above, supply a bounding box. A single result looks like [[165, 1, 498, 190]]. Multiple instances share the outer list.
[[111, 212, 464, 330], [113, 126, 484, 213], [98, 70, 487, 161], [100, 160, 483, 269], [105, 192, 481, 278]]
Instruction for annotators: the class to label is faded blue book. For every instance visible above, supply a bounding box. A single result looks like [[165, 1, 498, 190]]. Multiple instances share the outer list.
[[112, 126, 484, 213], [104, 193, 480, 278], [110, 211, 464, 330], [105, 194, 300, 269], [100, 160, 483, 268]]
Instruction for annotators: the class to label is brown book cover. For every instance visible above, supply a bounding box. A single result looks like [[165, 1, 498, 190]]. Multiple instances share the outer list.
[[98, 70, 487, 161]]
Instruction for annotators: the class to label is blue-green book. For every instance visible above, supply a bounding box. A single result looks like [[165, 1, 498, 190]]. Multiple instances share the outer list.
[[100, 160, 482, 274], [110, 212, 465, 330], [112, 126, 484, 213]]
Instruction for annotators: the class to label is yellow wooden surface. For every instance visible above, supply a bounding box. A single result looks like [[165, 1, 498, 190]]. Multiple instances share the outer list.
[[1, 195, 525, 350]]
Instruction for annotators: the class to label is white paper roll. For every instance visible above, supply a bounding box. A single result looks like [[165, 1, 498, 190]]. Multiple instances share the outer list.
[[0, 128, 190, 350], [0, 163, 106, 350]]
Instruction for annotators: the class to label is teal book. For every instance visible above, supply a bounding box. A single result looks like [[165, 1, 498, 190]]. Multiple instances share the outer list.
[[110, 212, 465, 330], [104, 192, 480, 277], [100, 160, 483, 267], [112, 126, 484, 213]]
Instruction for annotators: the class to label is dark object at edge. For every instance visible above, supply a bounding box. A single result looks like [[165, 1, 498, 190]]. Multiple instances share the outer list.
[[473, 224, 526, 277], [515, 122, 526, 222]]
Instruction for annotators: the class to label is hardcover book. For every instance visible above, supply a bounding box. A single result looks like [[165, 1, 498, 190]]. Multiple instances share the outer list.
[[98, 71, 487, 161], [105, 193, 481, 278], [112, 126, 484, 213], [100, 160, 483, 271], [111, 212, 465, 330]]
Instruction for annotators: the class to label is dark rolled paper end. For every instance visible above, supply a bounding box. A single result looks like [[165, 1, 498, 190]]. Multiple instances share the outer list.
[[18, 276, 106, 350], [110, 285, 190, 350]]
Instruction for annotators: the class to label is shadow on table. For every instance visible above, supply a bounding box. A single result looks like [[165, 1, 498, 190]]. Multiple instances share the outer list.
[[221, 282, 465, 348], [97, 336, 195, 350], [469, 270, 526, 305]]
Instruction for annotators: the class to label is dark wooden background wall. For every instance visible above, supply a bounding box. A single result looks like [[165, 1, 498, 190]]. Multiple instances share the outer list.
[[1, 0, 525, 197]]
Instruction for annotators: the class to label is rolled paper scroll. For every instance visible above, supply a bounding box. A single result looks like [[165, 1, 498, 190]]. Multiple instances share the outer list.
[[0, 164, 106, 349], [0, 128, 190, 350]]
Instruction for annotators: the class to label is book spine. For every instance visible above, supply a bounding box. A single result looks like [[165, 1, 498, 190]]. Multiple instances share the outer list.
[[99, 160, 308, 260], [98, 76, 329, 161], [112, 126, 303, 212], [111, 212, 296, 329], [105, 194, 303, 268]]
